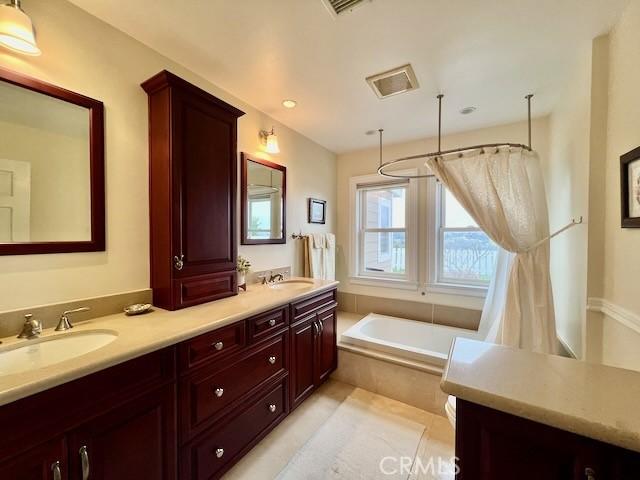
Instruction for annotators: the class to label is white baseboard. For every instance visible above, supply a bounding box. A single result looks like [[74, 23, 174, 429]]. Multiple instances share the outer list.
[[587, 297, 640, 335]]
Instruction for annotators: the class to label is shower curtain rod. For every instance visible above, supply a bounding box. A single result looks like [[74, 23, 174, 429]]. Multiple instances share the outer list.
[[376, 94, 534, 179], [525, 216, 584, 252]]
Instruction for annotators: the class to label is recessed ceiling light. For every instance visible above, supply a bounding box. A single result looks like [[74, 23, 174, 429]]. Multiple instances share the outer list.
[[460, 106, 477, 115], [282, 99, 297, 109]]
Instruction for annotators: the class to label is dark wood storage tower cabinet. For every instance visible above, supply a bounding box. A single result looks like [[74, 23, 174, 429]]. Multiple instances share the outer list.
[[141, 71, 245, 310]]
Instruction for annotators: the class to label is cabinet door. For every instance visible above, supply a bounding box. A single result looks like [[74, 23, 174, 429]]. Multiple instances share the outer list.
[[171, 88, 237, 279], [315, 306, 337, 384], [290, 315, 317, 410], [68, 386, 176, 480], [0, 437, 67, 480], [456, 399, 605, 480]]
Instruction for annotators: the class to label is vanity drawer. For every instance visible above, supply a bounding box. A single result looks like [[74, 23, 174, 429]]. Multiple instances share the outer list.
[[290, 288, 337, 322], [182, 332, 287, 436], [180, 320, 246, 370], [185, 378, 287, 480], [247, 306, 288, 343], [173, 271, 237, 309]]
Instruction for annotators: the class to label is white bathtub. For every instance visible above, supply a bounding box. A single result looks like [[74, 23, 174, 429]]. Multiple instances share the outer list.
[[341, 313, 480, 368]]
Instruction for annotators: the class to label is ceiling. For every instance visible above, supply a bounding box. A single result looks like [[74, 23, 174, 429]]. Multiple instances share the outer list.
[[68, 0, 628, 153]]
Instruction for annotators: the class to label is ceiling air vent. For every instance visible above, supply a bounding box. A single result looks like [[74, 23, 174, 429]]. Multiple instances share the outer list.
[[366, 64, 419, 99], [322, 0, 370, 17]]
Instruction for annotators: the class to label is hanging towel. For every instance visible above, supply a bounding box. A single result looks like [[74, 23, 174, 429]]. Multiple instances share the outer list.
[[303, 233, 336, 280], [304, 235, 324, 279], [312, 233, 326, 249], [324, 233, 336, 281]]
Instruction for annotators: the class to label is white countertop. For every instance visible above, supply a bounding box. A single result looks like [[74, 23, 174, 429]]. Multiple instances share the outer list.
[[0, 279, 338, 407], [441, 337, 640, 453]]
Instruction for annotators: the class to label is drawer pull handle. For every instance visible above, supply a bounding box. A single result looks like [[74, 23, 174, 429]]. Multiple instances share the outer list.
[[215, 448, 224, 459], [213, 341, 224, 351], [214, 387, 224, 397], [269, 404, 277, 413], [79, 445, 90, 480], [585, 467, 596, 480], [51, 461, 62, 480], [268, 318, 276, 327], [268, 355, 277, 365]]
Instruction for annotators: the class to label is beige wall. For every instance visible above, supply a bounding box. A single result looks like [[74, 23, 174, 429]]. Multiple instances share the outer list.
[[336, 118, 550, 311], [0, 0, 336, 312], [593, 1, 640, 370], [543, 44, 593, 359], [602, 1, 640, 315]]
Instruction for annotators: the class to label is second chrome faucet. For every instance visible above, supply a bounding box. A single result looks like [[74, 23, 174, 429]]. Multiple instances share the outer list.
[[55, 307, 91, 331]]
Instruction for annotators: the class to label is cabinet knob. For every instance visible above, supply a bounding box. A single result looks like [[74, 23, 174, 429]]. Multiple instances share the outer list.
[[173, 254, 184, 271], [268, 355, 277, 365], [269, 404, 277, 413], [213, 341, 224, 351], [215, 448, 224, 459], [268, 318, 276, 327], [214, 387, 224, 398], [51, 461, 62, 480], [585, 467, 596, 480]]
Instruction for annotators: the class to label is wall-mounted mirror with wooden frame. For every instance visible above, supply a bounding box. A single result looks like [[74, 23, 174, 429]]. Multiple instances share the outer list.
[[241, 153, 286, 245], [0, 67, 104, 255]]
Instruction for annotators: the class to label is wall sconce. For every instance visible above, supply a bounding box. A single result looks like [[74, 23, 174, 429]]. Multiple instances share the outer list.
[[260, 127, 280, 154], [0, 0, 41, 56]]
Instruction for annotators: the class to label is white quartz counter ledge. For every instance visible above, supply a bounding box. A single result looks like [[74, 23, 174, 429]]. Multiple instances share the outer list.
[[0, 279, 338, 407], [441, 337, 640, 453]]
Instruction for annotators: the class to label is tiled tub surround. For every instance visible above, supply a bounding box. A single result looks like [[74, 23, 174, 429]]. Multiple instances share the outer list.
[[334, 312, 449, 416], [337, 291, 482, 330], [0, 278, 337, 407]]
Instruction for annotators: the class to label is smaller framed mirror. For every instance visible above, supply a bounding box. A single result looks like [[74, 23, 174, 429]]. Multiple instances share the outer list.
[[241, 153, 286, 245]]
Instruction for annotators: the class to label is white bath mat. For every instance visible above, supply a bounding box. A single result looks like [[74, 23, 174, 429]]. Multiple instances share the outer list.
[[277, 388, 428, 480]]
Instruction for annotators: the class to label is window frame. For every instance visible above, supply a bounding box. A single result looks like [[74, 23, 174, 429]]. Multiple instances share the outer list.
[[349, 170, 418, 289]]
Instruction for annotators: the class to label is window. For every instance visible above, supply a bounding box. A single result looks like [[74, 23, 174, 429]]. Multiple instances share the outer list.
[[377, 198, 392, 262], [248, 195, 272, 239], [349, 171, 418, 286], [435, 186, 497, 287]]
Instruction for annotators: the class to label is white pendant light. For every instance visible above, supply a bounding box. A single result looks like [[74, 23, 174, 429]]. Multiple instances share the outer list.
[[0, 0, 41, 56]]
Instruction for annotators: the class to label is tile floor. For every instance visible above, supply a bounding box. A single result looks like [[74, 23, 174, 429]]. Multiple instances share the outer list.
[[223, 380, 455, 480]]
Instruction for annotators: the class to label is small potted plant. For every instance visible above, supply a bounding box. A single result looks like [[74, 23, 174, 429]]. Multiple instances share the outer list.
[[236, 255, 251, 291]]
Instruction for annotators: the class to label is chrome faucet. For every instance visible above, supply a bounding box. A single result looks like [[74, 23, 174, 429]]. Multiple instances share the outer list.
[[268, 272, 284, 283], [55, 307, 90, 331], [17, 313, 42, 339]]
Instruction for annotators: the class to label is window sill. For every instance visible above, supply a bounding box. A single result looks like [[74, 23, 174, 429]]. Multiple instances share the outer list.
[[424, 283, 488, 298], [349, 276, 418, 291]]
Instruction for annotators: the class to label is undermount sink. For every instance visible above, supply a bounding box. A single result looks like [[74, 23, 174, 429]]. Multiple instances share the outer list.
[[269, 279, 314, 290], [0, 330, 118, 377]]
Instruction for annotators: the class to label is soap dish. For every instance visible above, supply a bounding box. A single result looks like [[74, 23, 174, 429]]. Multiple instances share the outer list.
[[124, 303, 152, 316]]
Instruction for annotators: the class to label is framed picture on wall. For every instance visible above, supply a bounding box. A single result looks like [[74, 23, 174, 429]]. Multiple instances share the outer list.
[[308, 198, 326, 224], [621, 146, 640, 228]]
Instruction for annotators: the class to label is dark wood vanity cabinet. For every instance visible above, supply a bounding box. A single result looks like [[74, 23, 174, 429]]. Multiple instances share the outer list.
[[0, 288, 337, 480], [290, 291, 338, 411], [141, 71, 245, 310], [0, 348, 177, 480], [0, 437, 67, 480], [456, 399, 640, 480]]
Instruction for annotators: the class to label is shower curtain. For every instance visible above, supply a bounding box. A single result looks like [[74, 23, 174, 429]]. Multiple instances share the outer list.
[[427, 147, 557, 354]]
